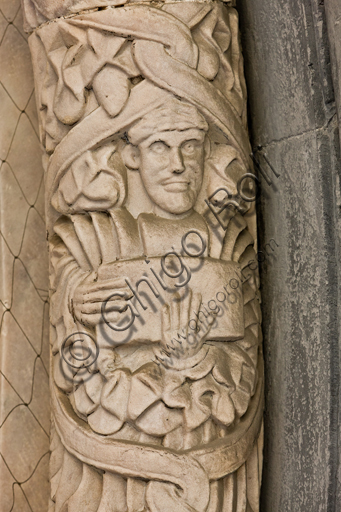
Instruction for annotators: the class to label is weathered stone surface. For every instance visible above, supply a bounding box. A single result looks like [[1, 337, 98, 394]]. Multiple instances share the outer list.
[[0, 162, 30, 256], [0, 24, 34, 110], [237, 0, 341, 510], [21, 452, 50, 512], [1, 0, 340, 510], [20, 207, 48, 291], [6, 114, 43, 206], [0, 85, 21, 161], [1, 405, 49, 482], [0, 0, 339, 510], [0, 372, 22, 425], [0, 0, 21, 22], [0, 455, 16, 511], [11, 258, 46, 353], [325, 0, 341, 149], [0, 5, 50, 511], [0, 311, 37, 404], [11, 485, 32, 512], [22, 0, 236, 31], [23, 0, 264, 510]]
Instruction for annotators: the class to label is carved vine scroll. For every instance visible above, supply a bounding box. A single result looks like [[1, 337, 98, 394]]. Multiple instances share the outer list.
[[23, 1, 264, 510]]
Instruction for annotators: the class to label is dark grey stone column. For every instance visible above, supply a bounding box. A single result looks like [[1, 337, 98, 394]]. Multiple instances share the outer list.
[[325, 0, 341, 149], [236, 0, 341, 510]]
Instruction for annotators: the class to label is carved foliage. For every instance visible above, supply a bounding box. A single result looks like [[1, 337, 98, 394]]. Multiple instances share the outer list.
[[24, 2, 263, 511]]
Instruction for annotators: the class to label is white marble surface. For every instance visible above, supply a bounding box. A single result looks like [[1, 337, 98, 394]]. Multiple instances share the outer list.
[[0, 3, 50, 511]]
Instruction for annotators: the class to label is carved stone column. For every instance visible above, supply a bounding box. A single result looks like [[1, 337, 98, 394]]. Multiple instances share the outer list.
[[22, 1, 264, 510]]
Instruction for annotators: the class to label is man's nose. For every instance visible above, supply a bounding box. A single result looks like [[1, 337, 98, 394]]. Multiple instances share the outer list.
[[170, 147, 185, 174]]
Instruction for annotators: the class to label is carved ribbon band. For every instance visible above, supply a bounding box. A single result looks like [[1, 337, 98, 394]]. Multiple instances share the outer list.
[[24, 1, 263, 510], [37, 5, 251, 231], [53, 361, 263, 512]]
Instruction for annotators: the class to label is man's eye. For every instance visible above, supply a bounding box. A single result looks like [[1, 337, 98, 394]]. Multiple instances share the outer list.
[[150, 142, 168, 154], [182, 140, 198, 154]]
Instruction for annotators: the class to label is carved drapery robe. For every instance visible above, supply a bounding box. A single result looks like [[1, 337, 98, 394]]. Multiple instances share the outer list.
[[22, 1, 264, 510], [50, 207, 262, 510]]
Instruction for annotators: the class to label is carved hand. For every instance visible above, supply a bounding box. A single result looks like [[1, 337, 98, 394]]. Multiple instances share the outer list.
[[72, 273, 133, 327]]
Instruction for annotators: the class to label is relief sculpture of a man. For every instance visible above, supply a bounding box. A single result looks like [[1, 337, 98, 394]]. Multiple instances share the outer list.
[[23, 1, 264, 510]]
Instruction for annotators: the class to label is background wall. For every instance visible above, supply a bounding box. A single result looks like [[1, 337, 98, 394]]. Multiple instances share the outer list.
[[0, 1, 50, 510], [237, 0, 341, 510]]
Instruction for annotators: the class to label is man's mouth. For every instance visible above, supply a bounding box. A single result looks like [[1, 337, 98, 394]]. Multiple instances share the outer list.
[[162, 179, 190, 192]]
